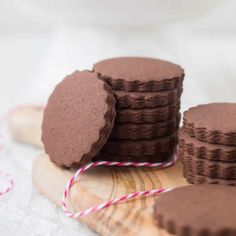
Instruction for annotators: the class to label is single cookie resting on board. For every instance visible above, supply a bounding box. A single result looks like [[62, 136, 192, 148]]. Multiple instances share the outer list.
[[179, 127, 236, 162], [180, 149, 236, 179], [94, 151, 175, 163], [93, 57, 184, 92], [154, 184, 236, 236], [183, 103, 236, 146], [102, 132, 177, 156], [116, 102, 180, 124], [111, 113, 180, 140], [183, 167, 236, 186], [42, 70, 116, 167], [113, 87, 182, 109]]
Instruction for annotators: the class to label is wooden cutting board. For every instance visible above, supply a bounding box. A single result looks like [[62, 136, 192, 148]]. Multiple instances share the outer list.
[[8, 106, 189, 236]]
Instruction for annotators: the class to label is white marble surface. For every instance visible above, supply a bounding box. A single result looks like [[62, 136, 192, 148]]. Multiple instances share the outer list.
[[0, 0, 236, 235]]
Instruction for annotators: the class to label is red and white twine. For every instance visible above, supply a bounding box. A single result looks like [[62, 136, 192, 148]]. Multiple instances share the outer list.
[[0, 170, 14, 196], [0, 104, 43, 197], [0, 104, 178, 217], [0, 134, 14, 197], [0, 104, 178, 221], [62, 154, 177, 218]]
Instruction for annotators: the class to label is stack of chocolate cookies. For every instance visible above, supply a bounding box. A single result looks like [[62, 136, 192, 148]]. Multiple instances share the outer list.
[[179, 103, 236, 186], [93, 57, 185, 162]]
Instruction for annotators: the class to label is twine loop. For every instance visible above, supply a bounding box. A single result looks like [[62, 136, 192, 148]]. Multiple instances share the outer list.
[[62, 154, 177, 218]]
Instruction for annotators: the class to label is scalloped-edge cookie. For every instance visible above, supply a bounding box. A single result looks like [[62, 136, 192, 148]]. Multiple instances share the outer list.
[[94, 150, 175, 162], [102, 132, 177, 156], [183, 167, 236, 186], [93, 57, 184, 92], [154, 184, 236, 236], [116, 102, 180, 124], [183, 103, 236, 146], [113, 87, 182, 109], [179, 127, 236, 161], [42, 70, 116, 167], [111, 113, 180, 140], [180, 149, 236, 179]]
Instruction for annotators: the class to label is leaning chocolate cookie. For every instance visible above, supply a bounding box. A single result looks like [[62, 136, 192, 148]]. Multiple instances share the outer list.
[[42, 70, 116, 167], [154, 184, 236, 236]]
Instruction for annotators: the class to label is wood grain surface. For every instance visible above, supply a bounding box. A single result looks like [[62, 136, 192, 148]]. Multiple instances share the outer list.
[[8, 106, 189, 236]]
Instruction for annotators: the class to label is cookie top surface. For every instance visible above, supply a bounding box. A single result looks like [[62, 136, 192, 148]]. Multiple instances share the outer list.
[[42, 70, 116, 167], [93, 57, 184, 91], [154, 184, 236, 236], [183, 103, 236, 145]]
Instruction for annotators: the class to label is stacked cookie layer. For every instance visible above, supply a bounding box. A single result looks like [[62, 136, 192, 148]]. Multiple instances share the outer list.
[[93, 57, 185, 162], [179, 103, 236, 186]]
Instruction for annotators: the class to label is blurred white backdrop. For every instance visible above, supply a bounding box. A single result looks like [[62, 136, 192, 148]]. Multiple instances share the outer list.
[[0, 0, 235, 115], [0, 0, 236, 235]]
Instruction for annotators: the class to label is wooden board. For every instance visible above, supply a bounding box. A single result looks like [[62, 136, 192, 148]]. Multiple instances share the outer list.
[[8, 106, 44, 148], [8, 106, 189, 236]]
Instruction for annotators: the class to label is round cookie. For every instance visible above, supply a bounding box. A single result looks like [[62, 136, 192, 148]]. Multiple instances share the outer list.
[[111, 113, 180, 140], [183, 168, 236, 186], [93, 57, 184, 92], [101, 132, 177, 156], [42, 70, 116, 167], [180, 149, 236, 179], [179, 127, 236, 161], [183, 103, 236, 146], [95, 151, 175, 163], [154, 184, 236, 236], [113, 87, 182, 109], [116, 102, 180, 124]]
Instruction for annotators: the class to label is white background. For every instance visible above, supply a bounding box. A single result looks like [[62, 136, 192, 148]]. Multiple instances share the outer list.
[[0, 0, 236, 235]]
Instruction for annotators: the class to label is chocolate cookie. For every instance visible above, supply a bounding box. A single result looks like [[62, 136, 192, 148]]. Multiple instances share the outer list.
[[180, 149, 236, 179], [111, 114, 180, 140], [94, 151, 174, 163], [42, 70, 116, 167], [154, 184, 236, 236], [179, 127, 236, 162], [93, 57, 184, 92], [102, 132, 177, 156], [113, 87, 182, 109], [183, 103, 236, 146], [116, 102, 180, 124], [183, 168, 236, 186]]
